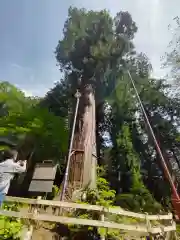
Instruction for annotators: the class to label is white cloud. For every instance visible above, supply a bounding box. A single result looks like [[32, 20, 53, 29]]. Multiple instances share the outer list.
[[11, 63, 23, 70], [21, 89, 33, 97], [22, 86, 49, 97], [8, 61, 60, 97]]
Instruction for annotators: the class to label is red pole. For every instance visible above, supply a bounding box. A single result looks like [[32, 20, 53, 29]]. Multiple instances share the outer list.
[[127, 70, 180, 201]]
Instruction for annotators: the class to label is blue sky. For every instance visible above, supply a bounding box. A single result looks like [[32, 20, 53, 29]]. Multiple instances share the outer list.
[[0, 0, 179, 96]]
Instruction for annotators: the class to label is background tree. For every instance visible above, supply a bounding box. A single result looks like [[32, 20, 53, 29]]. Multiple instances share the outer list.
[[0, 81, 68, 161], [163, 16, 180, 86]]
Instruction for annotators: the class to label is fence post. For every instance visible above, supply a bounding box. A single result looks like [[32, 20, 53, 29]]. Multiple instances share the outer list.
[[23, 196, 41, 240], [100, 212, 105, 240], [145, 212, 153, 239]]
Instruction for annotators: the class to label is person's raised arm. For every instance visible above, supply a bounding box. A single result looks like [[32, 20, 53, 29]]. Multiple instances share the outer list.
[[12, 160, 27, 173]]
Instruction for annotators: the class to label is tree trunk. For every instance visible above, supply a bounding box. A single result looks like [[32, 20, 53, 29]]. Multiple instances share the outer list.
[[65, 85, 97, 199], [82, 86, 97, 189]]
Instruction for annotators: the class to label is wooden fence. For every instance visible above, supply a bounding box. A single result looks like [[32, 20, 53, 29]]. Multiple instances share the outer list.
[[1, 196, 177, 238]]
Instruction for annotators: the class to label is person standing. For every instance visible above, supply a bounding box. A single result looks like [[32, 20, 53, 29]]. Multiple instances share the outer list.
[[0, 149, 27, 206]]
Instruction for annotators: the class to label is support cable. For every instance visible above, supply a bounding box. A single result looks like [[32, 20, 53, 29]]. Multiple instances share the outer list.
[[127, 70, 180, 201]]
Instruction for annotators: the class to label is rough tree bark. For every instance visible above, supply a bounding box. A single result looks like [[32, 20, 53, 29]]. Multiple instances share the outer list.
[[65, 85, 97, 200]]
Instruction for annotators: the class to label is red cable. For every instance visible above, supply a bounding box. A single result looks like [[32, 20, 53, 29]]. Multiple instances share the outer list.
[[127, 70, 180, 201]]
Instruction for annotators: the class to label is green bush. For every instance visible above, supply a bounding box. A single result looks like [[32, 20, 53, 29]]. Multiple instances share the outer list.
[[0, 203, 23, 240], [67, 166, 121, 239]]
